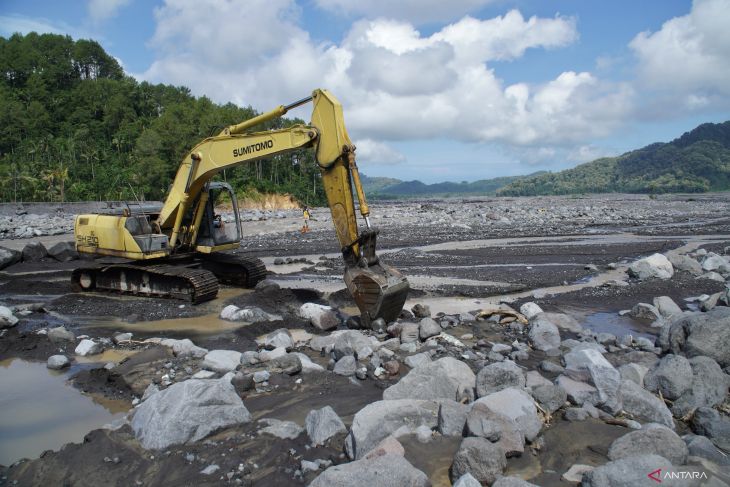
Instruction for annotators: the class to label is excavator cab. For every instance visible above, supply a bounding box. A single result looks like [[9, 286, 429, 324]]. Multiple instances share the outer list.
[[195, 182, 242, 252]]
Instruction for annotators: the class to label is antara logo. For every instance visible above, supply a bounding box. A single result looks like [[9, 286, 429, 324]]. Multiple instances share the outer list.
[[648, 468, 708, 483]]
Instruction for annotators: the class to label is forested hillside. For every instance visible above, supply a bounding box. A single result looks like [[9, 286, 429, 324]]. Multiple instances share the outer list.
[[498, 121, 730, 196], [0, 33, 326, 205]]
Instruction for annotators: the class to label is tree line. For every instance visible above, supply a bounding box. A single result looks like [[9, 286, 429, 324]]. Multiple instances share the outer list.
[[0, 32, 326, 205]]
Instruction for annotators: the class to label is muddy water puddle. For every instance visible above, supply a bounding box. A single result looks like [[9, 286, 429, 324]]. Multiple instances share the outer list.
[[0, 358, 128, 466], [399, 434, 461, 487]]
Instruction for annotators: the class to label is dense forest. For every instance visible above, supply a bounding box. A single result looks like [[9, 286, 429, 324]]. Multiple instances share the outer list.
[[498, 121, 730, 196], [0, 33, 326, 205]]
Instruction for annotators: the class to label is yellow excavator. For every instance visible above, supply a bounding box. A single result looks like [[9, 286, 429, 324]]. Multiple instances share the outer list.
[[71, 89, 409, 324]]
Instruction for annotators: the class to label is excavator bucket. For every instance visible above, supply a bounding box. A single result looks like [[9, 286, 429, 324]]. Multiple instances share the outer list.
[[344, 262, 410, 326]]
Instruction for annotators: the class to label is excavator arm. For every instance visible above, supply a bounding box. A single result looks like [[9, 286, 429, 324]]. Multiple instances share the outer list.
[[157, 89, 409, 324]]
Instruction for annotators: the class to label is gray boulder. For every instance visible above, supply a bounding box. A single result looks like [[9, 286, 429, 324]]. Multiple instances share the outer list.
[[684, 434, 730, 466], [264, 328, 293, 350], [691, 407, 730, 451], [0, 306, 19, 329], [453, 473, 481, 487], [519, 302, 543, 320], [492, 477, 540, 487], [475, 361, 525, 397], [672, 356, 729, 417], [618, 363, 648, 387], [556, 375, 599, 406], [159, 338, 207, 358], [21, 241, 47, 262], [202, 350, 242, 373], [345, 399, 439, 459], [220, 305, 281, 323], [474, 387, 541, 441], [383, 357, 475, 402], [131, 378, 251, 449], [466, 402, 524, 456], [306, 406, 346, 446], [582, 454, 675, 487], [532, 384, 567, 414], [0, 246, 21, 269], [405, 352, 432, 369], [47, 355, 70, 370], [437, 400, 470, 436], [48, 241, 78, 262], [298, 303, 339, 330], [628, 253, 674, 279], [418, 318, 441, 340], [450, 437, 507, 485], [333, 331, 372, 359], [620, 379, 674, 429], [528, 315, 561, 351], [539, 312, 583, 333], [644, 354, 693, 400], [661, 307, 730, 367], [666, 252, 703, 275], [75, 339, 103, 356], [259, 418, 303, 439], [333, 355, 357, 376], [310, 454, 429, 487], [608, 425, 688, 465], [653, 296, 682, 318]]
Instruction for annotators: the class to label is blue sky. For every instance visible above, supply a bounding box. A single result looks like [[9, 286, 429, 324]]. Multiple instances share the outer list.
[[2, 0, 730, 183]]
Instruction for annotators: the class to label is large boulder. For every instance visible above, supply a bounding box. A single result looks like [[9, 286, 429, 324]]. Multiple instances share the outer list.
[[564, 349, 621, 413], [0, 246, 21, 270], [159, 338, 207, 358], [528, 315, 561, 351], [691, 407, 730, 451], [219, 305, 281, 323], [310, 454, 429, 487], [345, 400, 439, 459], [332, 330, 372, 359], [0, 306, 19, 329], [607, 425, 688, 465], [47, 355, 70, 370], [532, 384, 567, 414], [556, 375, 598, 406], [474, 387, 541, 441], [202, 350, 242, 373], [519, 302, 543, 320], [644, 354, 693, 400], [438, 400, 470, 436], [47, 241, 78, 262], [582, 454, 676, 487], [21, 241, 47, 262], [661, 307, 730, 367], [131, 378, 251, 449], [75, 339, 103, 356], [306, 406, 346, 446], [653, 296, 682, 318], [628, 253, 674, 279], [450, 437, 507, 485], [619, 379, 674, 429], [564, 348, 613, 382], [383, 357, 475, 402], [538, 312, 583, 333], [666, 252, 702, 276], [298, 302, 339, 330], [465, 402, 525, 457], [263, 328, 293, 350], [475, 361, 525, 397], [672, 356, 729, 417]]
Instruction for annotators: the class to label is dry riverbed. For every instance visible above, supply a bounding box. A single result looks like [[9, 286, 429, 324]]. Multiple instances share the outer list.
[[1, 194, 730, 486]]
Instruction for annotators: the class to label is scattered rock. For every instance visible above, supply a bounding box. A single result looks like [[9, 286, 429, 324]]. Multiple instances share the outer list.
[[159, 338, 207, 358], [131, 378, 251, 449], [333, 355, 357, 376], [345, 399, 439, 459], [562, 464, 594, 483], [411, 303, 431, 318], [619, 379, 674, 429], [0, 246, 21, 269], [608, 424, 688, 465], [618, 363, 648, 387], [532, 384, 567, 414], [306, 406, 346, 446], [0, 306, 19, 329], [691, 407, 730, 451], [662, 307, 730, 367], [644, 354, 693, 400], [418, 318, 441, 340], [202, 350, 242, 373], [556, 375, 598, 406], [264, 328, 293, 350], [519, 302, 543, 320], [383, 357, 475, 402], [452, 473, 481, 487], [474, 387, 541, 441], [438, 400, 470, 436], [450, 437, 507, 485], [47, 355, 70, 370], [528, 314, 561, 351], [666, 252, 703, 275], [113, 332, 133, 344], [47, 241, 78, 262], [653, 296, 682, 318], [672, 356, 729, 417], [684, 434, 730, 466], [405, 352, 432, 369], [220, 305, 282, 323], [310, 453, 429, 487], [75, 339, 103, 356], [582, 454, 675, 487], [21, 241, 47, 262], [475, 361, 526, 398], [628, 253, 674, 279], [299, 303, 339, 330], [259, 418, 303, 439]]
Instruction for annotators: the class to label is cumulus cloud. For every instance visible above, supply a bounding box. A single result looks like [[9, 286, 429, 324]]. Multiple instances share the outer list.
[[88, 0, 132, 23], [630, 0, 730, 107], [354, 139, 406, 164], [314, 0, 496, 24], [141, 0, 633, 163]]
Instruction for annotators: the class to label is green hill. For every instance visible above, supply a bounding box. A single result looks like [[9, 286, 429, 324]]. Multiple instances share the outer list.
[[363, 172, 546, 198], [497, 121, 730, 196]]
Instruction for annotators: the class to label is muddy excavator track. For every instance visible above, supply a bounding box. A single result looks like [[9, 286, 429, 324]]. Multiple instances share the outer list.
[[71, 263, 219, 304], [197, 253, 268, 288]]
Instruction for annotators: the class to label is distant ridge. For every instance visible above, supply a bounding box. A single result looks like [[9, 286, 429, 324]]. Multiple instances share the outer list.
[[497, 121, 730, 196], [361, 172, 546, 198]]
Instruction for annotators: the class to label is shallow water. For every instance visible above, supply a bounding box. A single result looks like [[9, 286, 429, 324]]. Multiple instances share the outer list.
[[0, 358, 128, 466]]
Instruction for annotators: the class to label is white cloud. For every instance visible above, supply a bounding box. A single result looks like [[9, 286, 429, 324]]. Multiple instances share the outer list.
[[0, 14, 91, 38], [88, 0, 132, 23], [141, 0, 632, 163], [314, 0, 496, 24], [354, 139, 406, 164], [630, 0, 730, 103]]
